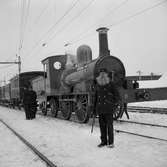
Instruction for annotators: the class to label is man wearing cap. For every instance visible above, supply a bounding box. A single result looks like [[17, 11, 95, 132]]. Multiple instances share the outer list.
[[94, 68, 120, 148]]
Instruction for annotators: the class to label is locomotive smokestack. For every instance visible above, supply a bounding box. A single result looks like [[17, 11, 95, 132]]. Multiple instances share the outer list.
[[96, 27, 110, 57]]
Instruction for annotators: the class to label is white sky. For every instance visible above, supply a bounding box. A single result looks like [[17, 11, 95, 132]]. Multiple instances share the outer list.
[[0, 0, 167, 83]]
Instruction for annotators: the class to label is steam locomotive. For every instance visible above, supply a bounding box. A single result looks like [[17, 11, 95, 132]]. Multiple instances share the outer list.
[[31, 27, 167, 123], [1, 27, 167, 123]]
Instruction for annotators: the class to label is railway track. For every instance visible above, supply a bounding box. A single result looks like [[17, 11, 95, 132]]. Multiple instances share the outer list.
[[115, 129, 167, 142], [128, 106, 167, 114], [0, 118, 57, 167], [41, 110, 167, 143], [116, 119, 167, 128], [2, 106, 167, 144]]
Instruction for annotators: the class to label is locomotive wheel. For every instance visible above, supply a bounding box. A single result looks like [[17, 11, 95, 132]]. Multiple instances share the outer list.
[[60, 101, 72, 120], [75, 95, 89, 123], [50, 99, 58, 117], [113, 103, 122, 120]]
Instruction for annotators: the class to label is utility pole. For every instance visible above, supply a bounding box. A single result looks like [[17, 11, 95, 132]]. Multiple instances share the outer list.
[[17, 55, 21, 75], [150, 72, 154, 80], [136, 70, 142, 80]]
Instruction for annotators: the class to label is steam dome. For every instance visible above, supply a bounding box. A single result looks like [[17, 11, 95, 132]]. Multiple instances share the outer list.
[[77, 45, 92, 66]]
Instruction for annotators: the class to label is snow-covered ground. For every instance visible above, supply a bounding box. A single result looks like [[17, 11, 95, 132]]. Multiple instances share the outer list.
[[139, 73, 167, 88], [128, 100, 167, 108], [0, 121, 46, 167], [0, 106, 167, 167], [121, 111, 167, 126]]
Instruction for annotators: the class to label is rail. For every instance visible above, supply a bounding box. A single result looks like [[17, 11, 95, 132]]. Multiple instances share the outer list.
[[0, 119, 57, 167], [128, 106, 167, 114], [2, 106, 167, 143], [117, 120, 167, 128], [115, 129, 167, 142]]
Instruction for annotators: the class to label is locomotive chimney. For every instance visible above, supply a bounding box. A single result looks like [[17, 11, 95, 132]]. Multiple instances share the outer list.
[[96, 27, 110, 57]]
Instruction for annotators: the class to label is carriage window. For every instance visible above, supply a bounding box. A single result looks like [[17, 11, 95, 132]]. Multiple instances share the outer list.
[[54, 61, 62, 70]]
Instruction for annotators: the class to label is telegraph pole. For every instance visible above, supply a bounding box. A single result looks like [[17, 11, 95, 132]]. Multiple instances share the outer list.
[[17, 55, 21, 75], [137, 70, 142, 80]]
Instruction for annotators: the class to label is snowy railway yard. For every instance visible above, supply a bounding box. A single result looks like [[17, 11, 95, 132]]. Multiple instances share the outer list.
[[0, 102, 167, 167]]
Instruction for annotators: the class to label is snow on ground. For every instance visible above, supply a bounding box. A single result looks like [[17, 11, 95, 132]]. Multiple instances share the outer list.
[[0, 122, 46, 167], [115, 112, 167, 140], [128, 100, 167, 108], [0, 107, 167, 167], [139, 73, 167, 88], [120, 111, 167, 126]]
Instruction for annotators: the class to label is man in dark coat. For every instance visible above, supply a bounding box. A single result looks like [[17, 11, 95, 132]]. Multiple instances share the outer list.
[[94, 68, 120, 148], [23, 85, 37, 120]]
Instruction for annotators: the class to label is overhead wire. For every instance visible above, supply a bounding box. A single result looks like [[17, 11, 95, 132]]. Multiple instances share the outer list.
[[32, 0, 50, 26], [25, 0, 167, 59], [67, 0, 167, 45], [18, 0, 25, 51], [45, 0, 96, 44], [26, 0, 95, 59], [25, 0, 80, 57], [27, 0, 96, 60], [21, 0, 31, 49], [109, 0, 167, 27], [66, 0, 129, 45], [18, 0, 31, 52]]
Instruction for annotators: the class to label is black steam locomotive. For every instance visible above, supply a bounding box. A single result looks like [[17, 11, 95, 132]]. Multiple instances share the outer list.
[[30, 27, 167, 123], [1, 27, 167, 123]]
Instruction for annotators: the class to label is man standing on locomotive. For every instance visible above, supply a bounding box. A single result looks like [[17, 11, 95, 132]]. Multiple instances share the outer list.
[[23, 84, 37, 120], [94, 68, 120, 148]]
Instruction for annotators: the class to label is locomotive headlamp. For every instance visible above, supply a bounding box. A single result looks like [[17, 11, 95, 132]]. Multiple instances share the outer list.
[[54, 61, 62, 70]]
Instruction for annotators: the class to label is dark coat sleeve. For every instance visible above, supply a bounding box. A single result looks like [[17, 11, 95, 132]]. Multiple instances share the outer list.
[[22, 90, 28, 105], [31, 91, 37, 105], [93, 81, 97, 115], [23, 90, 37, 105], [110, 83, 121, 104]]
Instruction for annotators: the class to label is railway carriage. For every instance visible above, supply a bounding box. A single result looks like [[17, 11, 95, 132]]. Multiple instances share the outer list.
[[10, 71, 44, 108], [0, 84, 11, 106]]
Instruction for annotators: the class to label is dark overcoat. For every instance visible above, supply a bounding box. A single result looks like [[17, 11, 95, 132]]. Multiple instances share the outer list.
[[94, 82, 120, 115], [23, 89, 37, 105]]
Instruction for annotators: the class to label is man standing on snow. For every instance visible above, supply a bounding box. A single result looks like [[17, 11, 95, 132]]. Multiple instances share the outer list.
[[94, 68, 120, 148], [23, 85, 37, 120]]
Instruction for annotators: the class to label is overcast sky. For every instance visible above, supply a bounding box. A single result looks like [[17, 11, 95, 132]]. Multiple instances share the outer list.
[[0, 0, 167, 84]]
